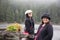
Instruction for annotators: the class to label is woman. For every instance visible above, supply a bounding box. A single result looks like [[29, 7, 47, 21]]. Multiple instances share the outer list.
[[25, 10, 34, 40], [34, 14, 53, 40]]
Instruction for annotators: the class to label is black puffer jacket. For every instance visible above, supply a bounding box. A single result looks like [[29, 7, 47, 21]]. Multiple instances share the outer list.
[[36, 23, 53, 40], [25, 18, 34, 34]]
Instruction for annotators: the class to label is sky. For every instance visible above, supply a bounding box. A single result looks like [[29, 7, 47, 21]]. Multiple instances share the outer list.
[[9, 0, 57, 3], [1, 0, 58, 7], [8, 0, 57, 5], [12, 0, 57, 2]]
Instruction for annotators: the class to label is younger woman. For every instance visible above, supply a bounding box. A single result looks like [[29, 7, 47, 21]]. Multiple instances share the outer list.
[[25, 10, 34, 40]]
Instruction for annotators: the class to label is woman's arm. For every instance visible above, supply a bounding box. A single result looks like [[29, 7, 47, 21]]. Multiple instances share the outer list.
[[25, 20, 30, 32]]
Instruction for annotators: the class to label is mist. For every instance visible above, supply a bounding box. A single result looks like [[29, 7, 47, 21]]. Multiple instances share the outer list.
[[1, 0, 58, 8]]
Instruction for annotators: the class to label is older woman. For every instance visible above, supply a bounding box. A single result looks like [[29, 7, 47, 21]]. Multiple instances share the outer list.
[[34, 14, 53, 40]]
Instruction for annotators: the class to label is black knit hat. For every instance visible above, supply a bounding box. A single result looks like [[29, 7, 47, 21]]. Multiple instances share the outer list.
[[41, 14, 51, 20]]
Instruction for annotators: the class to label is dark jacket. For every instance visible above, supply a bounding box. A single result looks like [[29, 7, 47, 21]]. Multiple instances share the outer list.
[[25, 18, 34, 34], [36, 23, 53, 40]]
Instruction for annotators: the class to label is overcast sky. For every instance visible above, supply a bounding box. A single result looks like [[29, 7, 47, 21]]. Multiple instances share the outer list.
[[11, 0, 57, 2], [9, 0, 57, 3], [7, 0, 57, 5], [1, 0, 57, 7]]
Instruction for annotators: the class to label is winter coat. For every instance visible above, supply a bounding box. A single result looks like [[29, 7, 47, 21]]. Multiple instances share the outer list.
[[25, 18, 34, 34], [35, 23, 53, 40]]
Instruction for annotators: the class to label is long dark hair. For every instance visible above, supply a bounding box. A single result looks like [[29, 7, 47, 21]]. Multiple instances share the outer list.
[[26, 14, 29, 18], [26, 14, 34, 21]]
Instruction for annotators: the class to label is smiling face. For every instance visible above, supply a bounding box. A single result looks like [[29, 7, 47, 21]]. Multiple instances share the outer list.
[[42, 18, 50, 24], [28, 12, 32, 18]]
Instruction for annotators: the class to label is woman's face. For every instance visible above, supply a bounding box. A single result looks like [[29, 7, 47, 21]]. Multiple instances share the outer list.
[[28, 12, 32, 17], [42, 18, 49, 24]]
